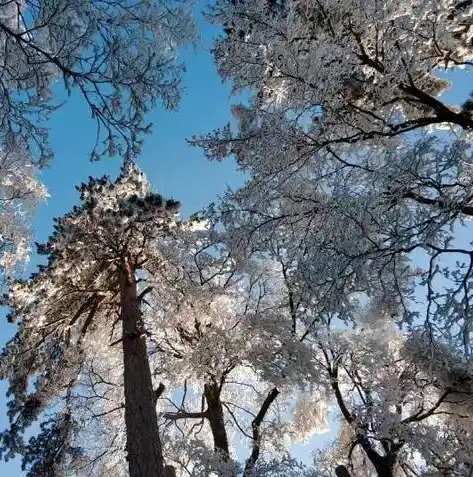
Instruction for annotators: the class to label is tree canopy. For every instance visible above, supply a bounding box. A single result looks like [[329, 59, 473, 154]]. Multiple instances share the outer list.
[[0, 0, 193, 282], [2, 0, 473, 476]]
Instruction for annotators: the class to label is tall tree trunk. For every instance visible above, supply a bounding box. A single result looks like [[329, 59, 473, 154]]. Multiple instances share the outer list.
[[120, 263, 164, 477], [374, 459, 395, 477], [204, 381, 230, 460]]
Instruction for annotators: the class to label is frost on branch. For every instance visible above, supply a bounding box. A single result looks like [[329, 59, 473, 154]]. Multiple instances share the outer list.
[[196, 100, 473, 348], [206, 0, 473, 143], [194, 0, 473, 351], [0, 147, 47, 281], [0, 0, 194, 164]]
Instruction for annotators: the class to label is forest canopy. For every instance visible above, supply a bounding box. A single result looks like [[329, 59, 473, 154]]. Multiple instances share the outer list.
[[1, 0, 473, 476]]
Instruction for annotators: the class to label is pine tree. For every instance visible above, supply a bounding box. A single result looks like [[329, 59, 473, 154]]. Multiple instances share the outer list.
[[0, 161, 179, 477], [0, 0, 194, 281]]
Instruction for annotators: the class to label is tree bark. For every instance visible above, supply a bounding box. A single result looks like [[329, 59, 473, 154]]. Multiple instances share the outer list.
[[335, 465, 352, 477], [120, 263, 165, 477], [204, 381, 230, 460], [164, 465, 177, 477]]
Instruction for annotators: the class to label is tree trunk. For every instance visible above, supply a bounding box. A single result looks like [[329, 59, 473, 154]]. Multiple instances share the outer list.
[[164, 465, 177, 477], [356, 436, 396, 477], [335, 465, 352, 477], [204, 381, 230, 460], [120, 263, 164, 477], [369, 453, 396, 477]]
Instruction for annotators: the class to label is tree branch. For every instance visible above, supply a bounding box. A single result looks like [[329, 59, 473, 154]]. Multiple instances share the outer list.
[[243, 388, 279, 477], [154, 382, 165, 405], [402, 190, 473, 217], [402, 389, 451, 424]]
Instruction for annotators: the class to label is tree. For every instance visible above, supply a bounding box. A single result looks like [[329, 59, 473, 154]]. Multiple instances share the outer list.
[[220, 244, 473, 476], [205, 0, 473, 142], [310, 320, 473, 477], [0, 147, 47, 280], [146, 230, 311, 476], [194, 0, 473, 352], [0, 0, 193, 164], [193, 195, 473, 474], [0, 162, 180, 477], [0, 0, 193, 282], [0, 177, 321, 476]]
